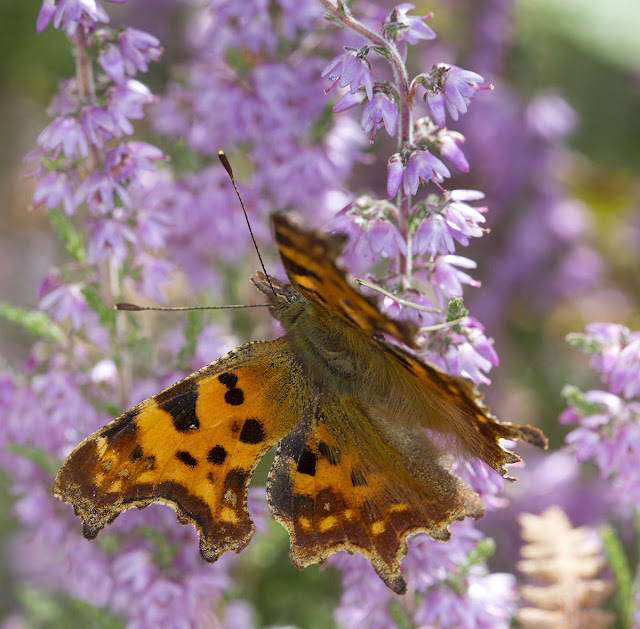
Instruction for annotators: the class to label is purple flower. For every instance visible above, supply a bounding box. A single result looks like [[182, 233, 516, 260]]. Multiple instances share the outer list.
[[326, 199, 407, 269], [414, 213, 455, 255], [429, 254, 480, 301], [81, 104, 119, 148], [413, 190, 486, 255], [37, 116, 89, 159], [32, 171, 76, 215], [386, 148, 450, 198], [108, 79, 155, 135], [36, 0, 118, 35], [322, 49, 374, 101], [118, 28, 163, 75], [442, 321, 499, 385], [438, 131, 470, 172], [104, 142, 166, 182], [39, 283, 88, 330], [413, 569, 515, 628], [98, 43, 126, 84], [75, 171, 131, 212], [332, 90, 366, 113], [609, 337, 640, 399], [361, 91, 397, 140], [86, 211, 137, 266], [426, 64, 485, 128], [382, 3, 436, 60]]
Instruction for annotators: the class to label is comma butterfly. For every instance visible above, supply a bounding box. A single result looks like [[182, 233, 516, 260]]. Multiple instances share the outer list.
[[53, 213, 547, 594]]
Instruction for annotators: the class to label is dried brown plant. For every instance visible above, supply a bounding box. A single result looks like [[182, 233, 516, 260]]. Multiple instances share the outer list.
[[516, 506, 615, 629]]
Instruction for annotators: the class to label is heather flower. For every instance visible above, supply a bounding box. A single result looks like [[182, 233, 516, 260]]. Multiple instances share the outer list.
[[442, 321, 499, 385], [32, 171, 76, 214], [75, 171, 131, 213], [425, 64, 485, 128], [322, 48, 374, 101], [438, 131, 470, 171], [37, 116, 89, 159], [428, 253, 480, 301], [414, 213, 455, 255], [412, 190, 486, 255], [562, 327, 640, 509], [36, 0, 119, 35], [382, 3, 436, 60], [81, 104, 119, 147], [326, 197, 406, 269], [413, 569, 516, 628], [332, 90, 367, 113], [118, 28, 163, 76], [386, 147, 450, 198], [98, 43, 126, 83], [361, 91, 398, 140], [108, 79, 155, 135], [104, 141, 166, 182], [86, 211, 137, 266]]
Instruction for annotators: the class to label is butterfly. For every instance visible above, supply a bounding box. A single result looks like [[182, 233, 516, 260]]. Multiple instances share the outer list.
[[53, 213, 547, 594]]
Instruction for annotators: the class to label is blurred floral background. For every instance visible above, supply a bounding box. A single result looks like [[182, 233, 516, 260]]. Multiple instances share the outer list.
[[0, 0, 639, 627]]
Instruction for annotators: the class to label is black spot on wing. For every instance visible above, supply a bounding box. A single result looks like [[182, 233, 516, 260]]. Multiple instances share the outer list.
[[218, 372, 238, 388], [297, 447, 317, 476], [297, 285, 328, 304], [207, 445, 227, 465], [156, 382, 200, 432], [318, 441, 341, 465], [225, 388, 244, 406], [239, 418, 265, 444], [175, 450, 198, 468], [279, 252, 321, 282], [129, 445, 144, 461], [101, 409, 138, 442], [350, 469, 368, 487]]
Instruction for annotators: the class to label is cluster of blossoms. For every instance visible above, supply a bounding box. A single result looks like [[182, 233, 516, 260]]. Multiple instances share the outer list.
[[315, 2, 518, 626], [560, 323, 640, 627], [561, 323, 640, 507], [0, 0, 565, 627]]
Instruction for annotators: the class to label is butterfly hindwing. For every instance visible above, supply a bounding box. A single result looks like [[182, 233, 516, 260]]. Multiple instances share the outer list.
[[379, 340, 548, 477], [53, 338, 304, 561], [267, 397, 485, 594]]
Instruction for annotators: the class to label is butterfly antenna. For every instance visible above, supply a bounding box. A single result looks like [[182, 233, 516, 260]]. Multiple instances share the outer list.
[[218, 150, 277, 297], [116, 303, 269, 312]]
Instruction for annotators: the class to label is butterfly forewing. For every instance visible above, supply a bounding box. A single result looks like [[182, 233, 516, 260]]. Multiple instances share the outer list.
[[53, 338, 304, 561], [272, 214, 418, 348]]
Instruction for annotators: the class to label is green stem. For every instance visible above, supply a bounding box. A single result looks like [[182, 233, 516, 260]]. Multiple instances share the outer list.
[[317, 0, 413, 275]]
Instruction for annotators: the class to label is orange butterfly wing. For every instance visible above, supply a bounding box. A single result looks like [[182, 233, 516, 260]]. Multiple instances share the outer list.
[[268, 397, 484, 594], [53, 338, 303, 561]]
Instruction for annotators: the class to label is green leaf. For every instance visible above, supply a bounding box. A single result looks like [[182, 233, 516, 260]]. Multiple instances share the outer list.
[[446, 296, 468, 322], [48, 208, 86, 262], [601, 525, 633, 627], [6, 443, 59, 476], [561, 384, 608, 416], [178, 309, 204, 368], [81, 285, 115, 330], [0, 302, 65, 342], [566, 331, 602, 354], [17, 586, 123, 629], [388, 599, 412, 629]]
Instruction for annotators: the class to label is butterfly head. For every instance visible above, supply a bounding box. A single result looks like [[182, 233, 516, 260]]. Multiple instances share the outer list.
[[251, 272, 304, 322]]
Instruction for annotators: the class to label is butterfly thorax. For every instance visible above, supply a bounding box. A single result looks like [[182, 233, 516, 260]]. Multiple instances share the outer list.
[[252, 273, 369, 392]]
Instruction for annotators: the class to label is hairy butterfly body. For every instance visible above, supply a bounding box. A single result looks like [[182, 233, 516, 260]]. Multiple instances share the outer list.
[[53, 213, 546, 594]]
